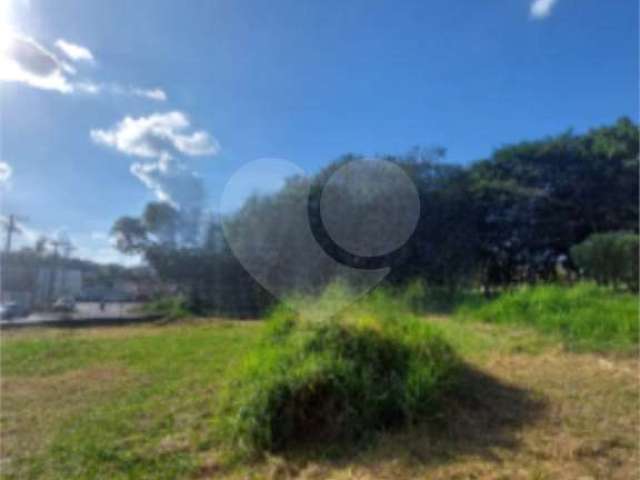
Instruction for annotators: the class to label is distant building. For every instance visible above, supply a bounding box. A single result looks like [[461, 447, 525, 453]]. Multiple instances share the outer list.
[[1, 265, 83, 307], [35, 268, 83, 304], [79, 279, 161, 302]]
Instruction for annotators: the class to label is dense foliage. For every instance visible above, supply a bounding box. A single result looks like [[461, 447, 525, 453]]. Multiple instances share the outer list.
[[111, 118, 638, 314], [571, 232, 639, 291]]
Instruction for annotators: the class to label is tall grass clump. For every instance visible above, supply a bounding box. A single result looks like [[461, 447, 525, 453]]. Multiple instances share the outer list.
[[395, 279, 485, 314], [215, 286, 461, 458], [456, 283, 639, 352]]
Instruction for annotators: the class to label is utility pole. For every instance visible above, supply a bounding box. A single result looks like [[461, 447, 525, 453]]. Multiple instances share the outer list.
[[1, 214, 27, 304], [2, 214, 26, 254], [47, 238, 62, 304], [61, 240, 75, 258], [46, 236, 75, 302], [48, 238, 62, 257], [59, 238, 75, 296]]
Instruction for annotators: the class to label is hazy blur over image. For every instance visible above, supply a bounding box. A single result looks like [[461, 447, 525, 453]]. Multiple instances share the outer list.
[[1, 1, 638, 479]]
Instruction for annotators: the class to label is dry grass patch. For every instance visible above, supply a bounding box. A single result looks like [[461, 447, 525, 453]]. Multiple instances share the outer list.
[[1, 365, 132, 473], [226, 351, 637, 480], [0, 319, 637, 479]]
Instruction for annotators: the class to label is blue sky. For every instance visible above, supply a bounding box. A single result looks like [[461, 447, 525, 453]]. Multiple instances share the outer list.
[[0, 0, 637, 264]]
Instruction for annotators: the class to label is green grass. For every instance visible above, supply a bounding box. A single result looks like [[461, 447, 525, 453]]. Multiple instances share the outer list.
[[1, 283, 637, 478], [1, 323, 261, 479], [455, 283, 639, 352], [215, 289, 461, 458]]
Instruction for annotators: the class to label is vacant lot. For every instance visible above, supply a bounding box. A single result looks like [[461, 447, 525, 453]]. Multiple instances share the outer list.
[[1, 317, 638, 479]]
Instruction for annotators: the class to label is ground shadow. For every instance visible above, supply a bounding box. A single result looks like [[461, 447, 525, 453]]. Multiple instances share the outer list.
[[414, 365, 547, 463], [271, 364, 548, 472]]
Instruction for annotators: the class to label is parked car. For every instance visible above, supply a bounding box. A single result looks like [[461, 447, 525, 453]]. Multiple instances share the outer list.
[[53, 297, 76, 313], [0, 302, 31, 320]]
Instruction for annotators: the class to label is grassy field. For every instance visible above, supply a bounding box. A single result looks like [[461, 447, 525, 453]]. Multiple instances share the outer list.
[[455, 283, 638, 352], [1, 299, 638, 479]]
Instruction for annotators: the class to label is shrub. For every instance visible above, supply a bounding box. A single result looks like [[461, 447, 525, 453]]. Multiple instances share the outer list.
[[456, 283, 639, 352], [215, 288, 461, 457], [571, 231, 639, 292], [142, 295, 192, 320]]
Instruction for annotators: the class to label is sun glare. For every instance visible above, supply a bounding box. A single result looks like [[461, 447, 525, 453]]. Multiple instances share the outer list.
[[0, 0, 14, 53], [0, 0, 21, 84]]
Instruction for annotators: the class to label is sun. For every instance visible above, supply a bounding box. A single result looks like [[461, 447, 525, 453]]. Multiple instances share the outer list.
[[0, 0, 14, 53]]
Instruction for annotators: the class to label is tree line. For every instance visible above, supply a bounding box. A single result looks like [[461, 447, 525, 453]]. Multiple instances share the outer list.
[[112, 117, 639, 315]]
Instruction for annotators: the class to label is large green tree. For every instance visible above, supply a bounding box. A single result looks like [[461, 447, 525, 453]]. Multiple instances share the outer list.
[[113, 117, 639, 314]]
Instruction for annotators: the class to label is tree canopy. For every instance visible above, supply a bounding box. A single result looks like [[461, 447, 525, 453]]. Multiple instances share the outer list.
[[112, 117, 639, 313]]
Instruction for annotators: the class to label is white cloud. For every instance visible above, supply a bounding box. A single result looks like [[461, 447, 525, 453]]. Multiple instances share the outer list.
[[530, 0, 558, 19], [91, 112, 217, 208], [1, 32, 166, 101], [0, 33, 73, 93], [74, 83, 167, 101], [76, 232, 141, 266], [0, 162, 12, 183], [75, 81, 101, 94], [132, 87, 167, 101], [54, 38, 94, 62], [60, 61, 77, 75], [130, 156, 205, 209], [90, 111, 219, 159], [110, 85, 168, 101]]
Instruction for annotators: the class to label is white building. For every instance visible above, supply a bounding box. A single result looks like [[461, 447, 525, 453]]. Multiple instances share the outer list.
[[35, 268, 83, 305]]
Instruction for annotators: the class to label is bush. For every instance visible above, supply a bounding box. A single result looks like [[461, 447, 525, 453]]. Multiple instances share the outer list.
[[571, 231, 639, 292], [456, 283, 639, 352], [215, 288, 461, 457], [142, 295, 192, 320]]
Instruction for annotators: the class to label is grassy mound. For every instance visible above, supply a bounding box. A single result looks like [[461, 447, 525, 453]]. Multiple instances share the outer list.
[[456, 283, 638, 352], [215, 289, 461, 457]]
